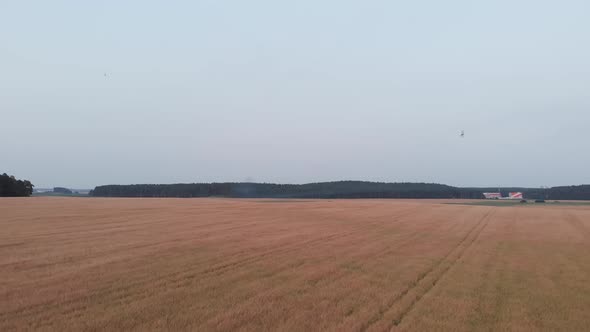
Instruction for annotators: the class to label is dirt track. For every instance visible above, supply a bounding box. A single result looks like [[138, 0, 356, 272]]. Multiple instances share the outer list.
[[2, 198, 590, 331]]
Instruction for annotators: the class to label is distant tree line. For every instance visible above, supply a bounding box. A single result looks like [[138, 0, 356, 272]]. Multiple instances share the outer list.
[[90, 181, 484, 199], [0, 173, 34, 197], [541, 185, 590, 200], [89, 182, 590, 200]]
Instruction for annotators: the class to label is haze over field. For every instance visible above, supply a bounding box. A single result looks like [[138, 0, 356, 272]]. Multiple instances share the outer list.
[[2, 1, 590, 188]]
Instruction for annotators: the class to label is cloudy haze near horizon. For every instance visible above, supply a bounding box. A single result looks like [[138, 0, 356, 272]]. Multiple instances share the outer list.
[[2, 1, 589, 189]]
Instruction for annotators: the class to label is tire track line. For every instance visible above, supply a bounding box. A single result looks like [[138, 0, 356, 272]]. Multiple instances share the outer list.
[[565, 211, 590, 241], [388, 209, 493, 329], [360, 208, 494, 331]]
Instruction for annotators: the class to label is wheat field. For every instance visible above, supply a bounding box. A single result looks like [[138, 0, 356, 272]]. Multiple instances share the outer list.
[[2, 198, 590, 331]]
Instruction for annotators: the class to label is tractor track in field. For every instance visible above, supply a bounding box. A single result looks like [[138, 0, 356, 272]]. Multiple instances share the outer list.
[[389, 209, 494, 329], [565, 211, 590, 241], [360, 208, 494, 331]]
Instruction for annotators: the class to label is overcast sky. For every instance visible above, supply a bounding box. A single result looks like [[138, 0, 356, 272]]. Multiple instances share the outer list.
[[2, 1, 589, 188]]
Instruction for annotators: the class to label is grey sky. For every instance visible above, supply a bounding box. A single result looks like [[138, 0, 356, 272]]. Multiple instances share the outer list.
[[2, 1, 589, 188]]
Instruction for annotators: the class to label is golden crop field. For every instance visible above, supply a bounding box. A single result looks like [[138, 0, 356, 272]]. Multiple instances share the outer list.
[[2, 198, 590, 331]]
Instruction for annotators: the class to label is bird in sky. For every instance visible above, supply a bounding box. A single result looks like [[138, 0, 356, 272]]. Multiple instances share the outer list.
[[460, 130, 465, 138]]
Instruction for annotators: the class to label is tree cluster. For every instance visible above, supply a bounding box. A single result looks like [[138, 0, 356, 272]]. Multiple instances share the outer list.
[[53, 187, 73, 194], [0, 173, 34, 197]]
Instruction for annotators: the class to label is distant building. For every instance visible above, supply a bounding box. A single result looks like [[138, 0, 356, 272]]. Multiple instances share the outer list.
[[483, 192, 524, 200]]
